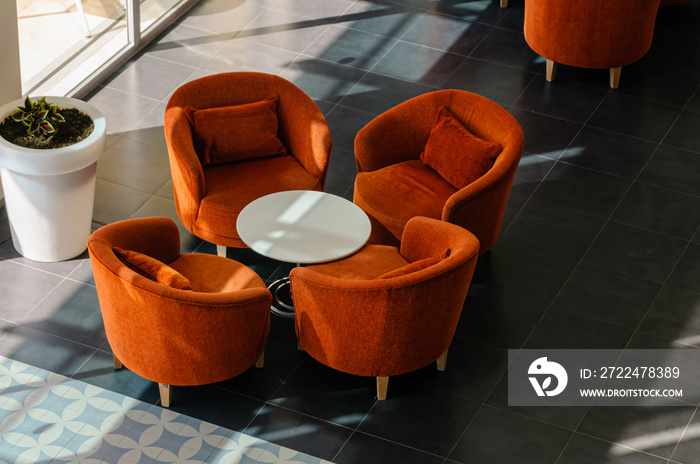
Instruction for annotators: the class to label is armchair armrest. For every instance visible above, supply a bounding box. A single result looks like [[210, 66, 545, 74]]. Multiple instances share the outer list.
[[441, 121, 523, 253], [89, 216, 182, 264], [277, 93, 332, 181], [399, 217, 479, 264], [164, 106, 206, 229]]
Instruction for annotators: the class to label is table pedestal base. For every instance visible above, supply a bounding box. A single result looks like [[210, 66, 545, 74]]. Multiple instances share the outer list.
[[268, 277, 295, 319]]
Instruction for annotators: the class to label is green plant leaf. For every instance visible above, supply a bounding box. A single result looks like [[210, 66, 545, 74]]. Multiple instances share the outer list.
[[11, 96, 65, 138], [10, 110, 26, 122], [28, 119, 41, 135], [40, 121, 56, 134]]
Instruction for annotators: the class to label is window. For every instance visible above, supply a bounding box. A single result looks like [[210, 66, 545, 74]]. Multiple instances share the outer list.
[[14, 0, 200, 97]]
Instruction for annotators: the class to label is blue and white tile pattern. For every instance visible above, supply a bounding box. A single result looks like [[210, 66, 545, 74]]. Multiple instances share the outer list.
[[0, 356, 334, 464]]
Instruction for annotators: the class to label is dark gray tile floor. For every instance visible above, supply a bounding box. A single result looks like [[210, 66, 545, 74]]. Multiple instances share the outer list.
[[1, 0, 700, 462]]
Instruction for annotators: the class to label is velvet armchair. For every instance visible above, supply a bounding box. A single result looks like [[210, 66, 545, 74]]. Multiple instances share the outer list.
[[88, 217, 272, 407], [290, 216, 480, 400], [164, 72, 332, 257], [353, 89, 523, 255], [524, 0, 661, 88]]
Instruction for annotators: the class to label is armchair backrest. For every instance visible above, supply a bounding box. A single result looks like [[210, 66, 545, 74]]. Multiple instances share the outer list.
[[165, 72, 331, 175], [290, 217, 479, 377]]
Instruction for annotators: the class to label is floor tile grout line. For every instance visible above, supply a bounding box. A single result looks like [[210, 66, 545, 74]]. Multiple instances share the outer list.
[[16, 275, 68, 326], [333, 423, 453, 463], [534, 110, 699, 460], [236, 355, 311, 435], [89, 85, 163, 106], [329, 429, 355, 462], [5, 1, 700, 462], [505, 189, 697, 263], [508, 88, 630, 352], [6, 317, 109, 358], [0, 257, 83, 281], [550, 157, 700, 200], [441, 400, 488, 463], [667, 404, 699, 464], [295, 0, 360, 58], [331, 393, 382, 461], [573, 429, 692, 463], [623, 237, 698, 354]]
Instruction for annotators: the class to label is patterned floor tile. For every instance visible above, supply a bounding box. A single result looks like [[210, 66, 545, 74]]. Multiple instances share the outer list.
[[0, 356, 334, 464]]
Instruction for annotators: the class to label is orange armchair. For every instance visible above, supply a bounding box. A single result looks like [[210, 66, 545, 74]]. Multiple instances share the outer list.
[[290, 217, 480, 400], [353, 89, 523, 255], [88, 217, 272, 407], [524, 0, 661, 88], [165, 72, 332, 256]]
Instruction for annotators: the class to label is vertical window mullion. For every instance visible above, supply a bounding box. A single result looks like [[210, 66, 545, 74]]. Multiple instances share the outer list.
[[126, 0, 141, 47], [1, 1, 21, 101]]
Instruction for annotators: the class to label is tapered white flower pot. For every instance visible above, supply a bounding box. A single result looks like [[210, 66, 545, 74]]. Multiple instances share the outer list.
[[0, 97, 106, 262]]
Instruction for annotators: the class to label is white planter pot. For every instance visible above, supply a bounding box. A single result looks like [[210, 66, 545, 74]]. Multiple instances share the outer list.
[[0, 97, 106, 262]]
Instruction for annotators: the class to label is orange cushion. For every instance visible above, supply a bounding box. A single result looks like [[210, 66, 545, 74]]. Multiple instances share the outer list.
[[184, 95, 287, 165], [169, 253, 267, 293], [196, 155, 322, 241], [420, 107, 503, 189], [354, 160, 457, 239], [113, 247, 195, 291], [376, 257, 440, 279]]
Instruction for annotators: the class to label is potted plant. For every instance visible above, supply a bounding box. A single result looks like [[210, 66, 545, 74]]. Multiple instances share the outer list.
[[0, 96, 106, 262]]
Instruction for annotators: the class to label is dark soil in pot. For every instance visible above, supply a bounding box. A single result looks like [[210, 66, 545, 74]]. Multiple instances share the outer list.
[[0, 108, 94, 149]]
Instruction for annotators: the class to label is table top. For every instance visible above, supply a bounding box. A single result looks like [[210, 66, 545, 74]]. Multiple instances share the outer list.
[[236, 190, 372, 264]]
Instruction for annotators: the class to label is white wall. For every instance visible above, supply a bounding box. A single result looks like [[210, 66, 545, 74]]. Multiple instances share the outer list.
[[0, 0, 23, 203]]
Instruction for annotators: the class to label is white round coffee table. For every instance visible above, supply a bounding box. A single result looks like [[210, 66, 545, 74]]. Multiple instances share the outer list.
[[237, 190, 371, 318]]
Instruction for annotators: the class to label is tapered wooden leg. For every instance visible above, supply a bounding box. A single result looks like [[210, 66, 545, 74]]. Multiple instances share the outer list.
[[113, 354, 123, 369], [500, 0, 508, 7], [376, 376, 389, 401], [159, 384, 172, 408], [546, 59, 557, 82], [610, 67, 621, 89], [216, 245, 227, 257], [256, 352, 264, 368], [436, 349, 449, 372]]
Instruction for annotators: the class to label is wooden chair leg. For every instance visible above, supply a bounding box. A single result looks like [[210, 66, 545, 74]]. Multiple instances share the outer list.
[[436, 349, 448, 372], [256, 352, 264, 368], [546, 59, 557, 82], [216, 245, 227, 257], [376, 376, 389, 401], [610, 67, 621, 89], [500, 0, 508, 7], [159, 383, 172, 408], [113, 354, 123, 370], [297, 338, 304, 351]]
